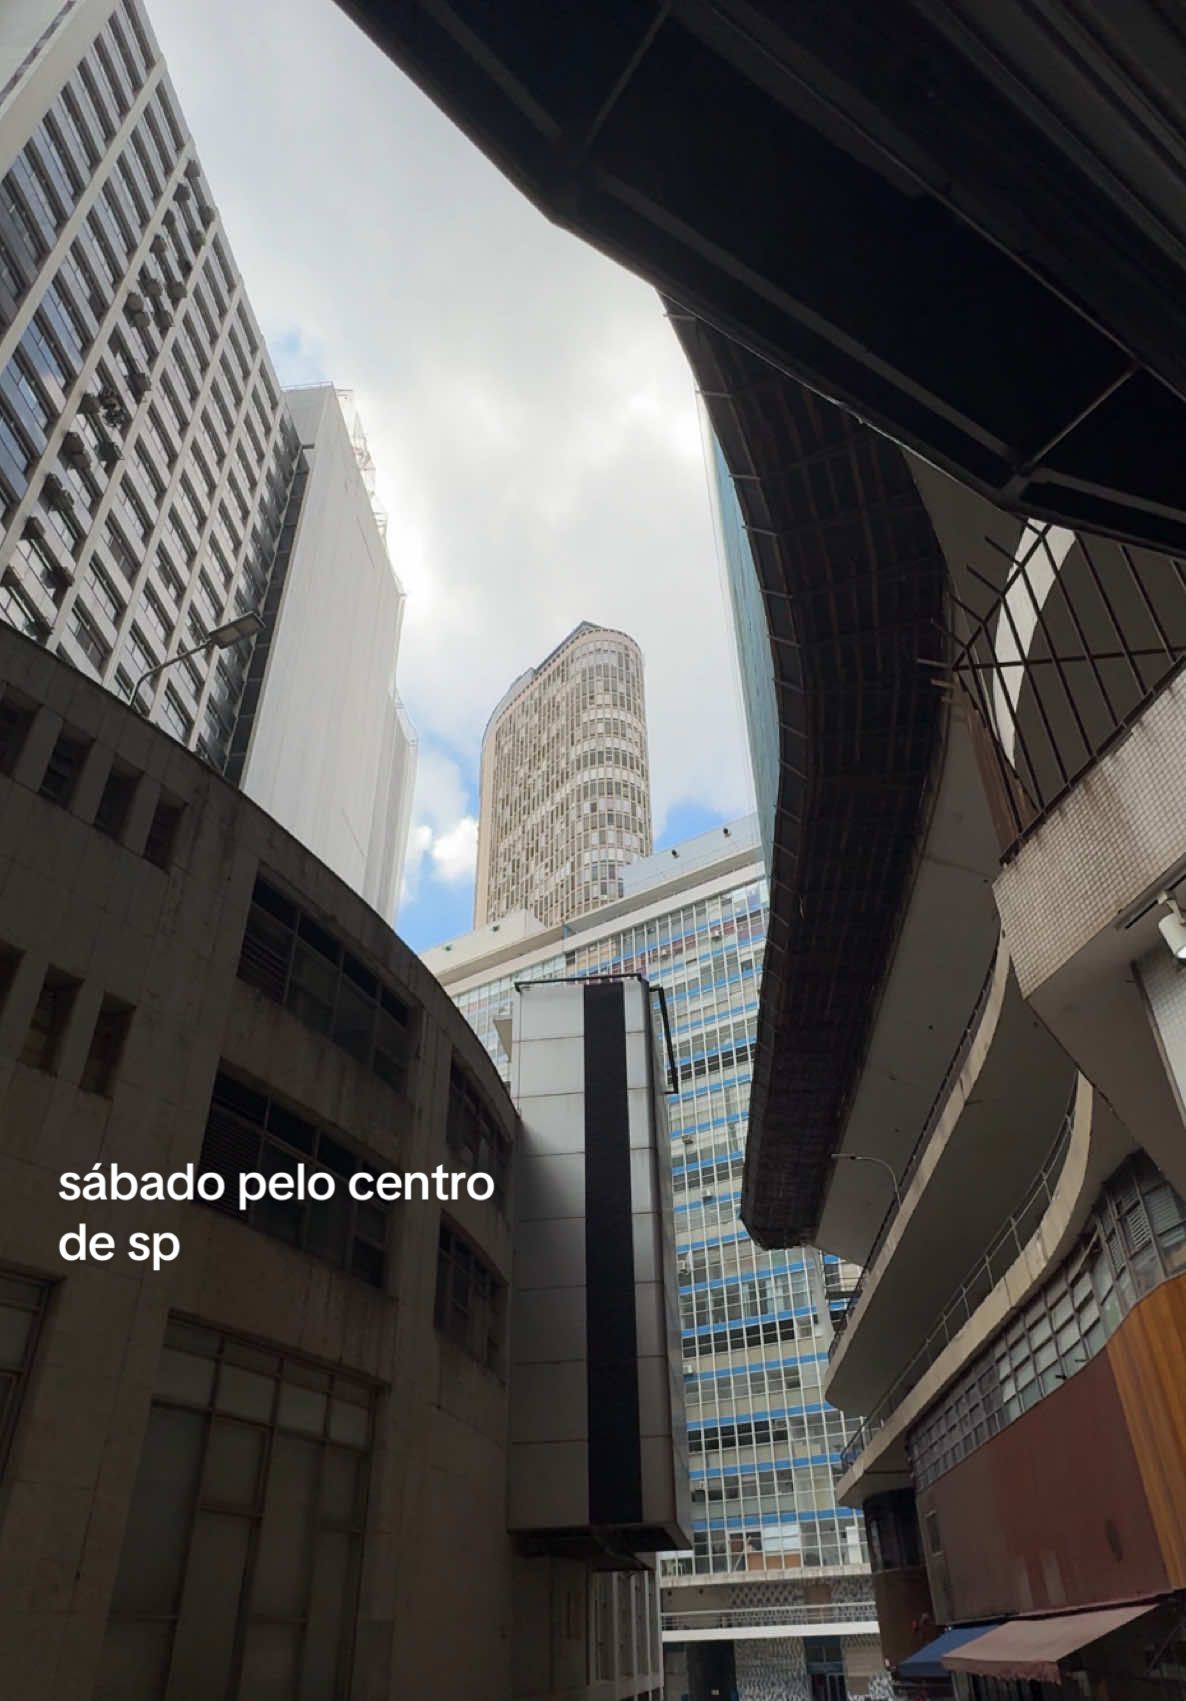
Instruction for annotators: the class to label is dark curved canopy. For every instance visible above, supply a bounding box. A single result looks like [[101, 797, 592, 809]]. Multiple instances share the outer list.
[[669, 314, 947, 1247], [338, 0, 1186, 551]]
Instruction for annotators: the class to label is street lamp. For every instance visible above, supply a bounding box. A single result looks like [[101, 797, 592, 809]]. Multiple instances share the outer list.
[[126, 610, 263, 717], [830, 1150, 903, 1213]]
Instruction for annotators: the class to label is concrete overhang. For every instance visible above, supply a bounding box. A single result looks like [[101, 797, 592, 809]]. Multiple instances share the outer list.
[[339, 0, 1186, 550], [663, 322, 949, 1249], [826, 936, 1077, 1418], [833, 1079, 1133, 1507]]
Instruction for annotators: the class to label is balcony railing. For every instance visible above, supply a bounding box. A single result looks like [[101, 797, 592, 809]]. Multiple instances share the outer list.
[[945, 522, 1186, 856], [661, 1601, 877, 1635], [838, 1092, 1076, 1476], [830, 944, 999, 1349]]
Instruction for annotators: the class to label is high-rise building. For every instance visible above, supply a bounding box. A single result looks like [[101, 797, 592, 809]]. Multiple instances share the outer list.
[[0, 0, 415, 914], [425, 816, 885, 1701], [229, 384, 417, 922], [474, 620, 653, 929]]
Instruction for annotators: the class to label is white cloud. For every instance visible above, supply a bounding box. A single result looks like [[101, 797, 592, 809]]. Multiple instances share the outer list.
[[431, 817, 479, 883], [149, 0, 756, 881]]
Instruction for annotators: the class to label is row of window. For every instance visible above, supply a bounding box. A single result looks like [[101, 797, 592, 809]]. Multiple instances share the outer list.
[[0, 942, 132, 1096], [908, 1152, 1186, 1490], [237, 877, 415, 1095], [0, 694, 183, 864]]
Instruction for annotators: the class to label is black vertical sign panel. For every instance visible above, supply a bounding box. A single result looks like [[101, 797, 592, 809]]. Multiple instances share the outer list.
[[583, 980, 642, 1527]]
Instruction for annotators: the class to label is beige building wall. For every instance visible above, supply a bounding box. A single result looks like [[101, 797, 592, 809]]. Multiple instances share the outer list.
[[475, 623, 653, 931], [0, 625, 663, 1701]]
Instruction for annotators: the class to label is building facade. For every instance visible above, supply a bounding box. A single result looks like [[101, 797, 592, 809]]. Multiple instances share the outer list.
[[704, 427, 777, 876], [474, 620, 653, 929], [683, 331, 1186, 1694], [231, 383, 416, 923], [0, 615, 667, 1700], [0, 0, 416, 915], [426, 818, 885, 1701]]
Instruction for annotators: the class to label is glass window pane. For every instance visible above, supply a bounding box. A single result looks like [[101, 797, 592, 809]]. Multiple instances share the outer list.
[[202, 1418, 264, 1508], [155, 1347, 216, 1408], [165, 1511, 251, 1701], [0, 1304, 34, 1366], [215, 1364, 274, 1422], [277, 1381, 327, 1438], [320, 1447, 360, 1524], [108, 1406, 204, 1615], [328, 1399, 368, 1448], [299, 1530, 353, 1700], [252, 1434, 318, 1616]]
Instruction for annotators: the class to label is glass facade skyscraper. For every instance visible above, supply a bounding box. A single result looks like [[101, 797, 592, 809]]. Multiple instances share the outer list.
[[426, 817, 883, 1700]]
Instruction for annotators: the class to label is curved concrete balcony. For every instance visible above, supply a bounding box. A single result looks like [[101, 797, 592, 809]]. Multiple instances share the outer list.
[[825, 930, 1077, 1421], [832, 1075, 1133, 1505]]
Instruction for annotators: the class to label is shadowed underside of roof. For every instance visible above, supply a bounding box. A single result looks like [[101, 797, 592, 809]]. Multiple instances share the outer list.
[[669, 315, 947, 1248], [338, 0, 1186, 552]]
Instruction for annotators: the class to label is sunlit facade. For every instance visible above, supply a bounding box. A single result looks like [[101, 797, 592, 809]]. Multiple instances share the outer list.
[[474, 621, 653, 929], [425, 818, 883, 1700]]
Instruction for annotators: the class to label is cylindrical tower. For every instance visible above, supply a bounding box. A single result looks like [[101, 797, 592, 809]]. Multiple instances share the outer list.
[[474, 622, 653, 928]]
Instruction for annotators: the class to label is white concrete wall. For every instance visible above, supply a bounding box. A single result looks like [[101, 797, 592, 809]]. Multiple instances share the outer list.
[[241, 385, 415, 923]]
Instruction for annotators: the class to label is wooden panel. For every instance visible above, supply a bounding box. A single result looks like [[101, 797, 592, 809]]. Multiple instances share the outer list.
[[1107, 1272, 1186, 1585]]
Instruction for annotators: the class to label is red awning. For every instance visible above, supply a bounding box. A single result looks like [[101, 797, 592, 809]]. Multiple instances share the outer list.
[[943, 1603, 1158, 1684]]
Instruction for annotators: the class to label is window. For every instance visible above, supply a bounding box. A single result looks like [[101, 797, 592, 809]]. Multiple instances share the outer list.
[[446, 1065, 511, 1211], [80, 996, 133, 1095], [0, 697, 34, 773], [0, 1271, 49, 1480], [20, 967, 79, 1071], [99, 1320, 371, 1699], [144, 797, 183, 869], [94, 764, 136, 839], [69, 604, 110, 674], [237, 878, 414, 1094], [435, 1222, 504, 1372], [201, 1073, 389, 1285], [161, 686, 192, 742], [39, 730, 90, 806]]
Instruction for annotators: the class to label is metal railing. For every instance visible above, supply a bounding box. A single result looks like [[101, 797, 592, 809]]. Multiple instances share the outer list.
[[661, 1601, 877, 1634], [838, 1090, 1077, 1476], [830, 944, 1000, 1349], [946, 522, 1186, 856]]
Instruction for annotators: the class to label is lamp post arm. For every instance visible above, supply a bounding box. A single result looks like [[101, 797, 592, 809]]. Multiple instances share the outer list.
[[127, 637, 216, 716]]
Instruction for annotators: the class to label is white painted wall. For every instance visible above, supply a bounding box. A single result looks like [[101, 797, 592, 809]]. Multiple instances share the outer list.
[[242, 385, 416, 923]]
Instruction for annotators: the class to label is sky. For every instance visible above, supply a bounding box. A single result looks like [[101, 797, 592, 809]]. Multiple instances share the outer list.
[[149, 0, 754, 950]]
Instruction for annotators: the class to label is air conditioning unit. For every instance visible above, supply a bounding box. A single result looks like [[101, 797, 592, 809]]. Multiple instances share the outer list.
[[184, 159, 201, 182], [61, 431, 88, 464], [165, 279, 185, 303], [199, 205, 215, 228], [96, 440, 121, 469], [126, 370, 149, 399], [42, 474, 74, 512], [143, 275, 163, 296], [22, 515, 45, 541], [78, 394, 102, 417], [162, 207, 177, 228], [150, 234, 168, 257], [125, 291, 145, 314], [174, 183, 191, 204]]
